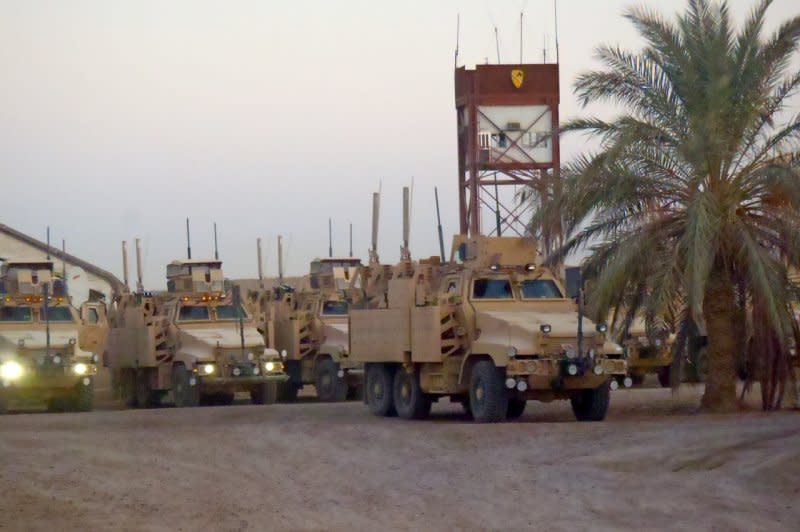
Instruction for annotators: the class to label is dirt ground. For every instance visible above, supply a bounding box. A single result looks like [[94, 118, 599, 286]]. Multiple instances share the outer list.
[[1, 382, 798, 532]]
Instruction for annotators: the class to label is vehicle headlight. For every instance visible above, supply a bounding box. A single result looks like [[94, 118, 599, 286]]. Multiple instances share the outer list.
[[567, 363, 578, 376], [1, 360, 23, 380], [540, 324, 552, 334], [596, 323, 608, 333], [73, 363, 88, 375], [265, 361, 275, 372], [654, 338, 663, 347], [68, 338, 77, 346], [247, 352, 255, 361], [280, 349, 287, 359], [593, 364, 604, 376], [52, 355, 62, 365], [506, 346, 517, 358], [203, 364, 215, 375], [253, 366, 260, 375]]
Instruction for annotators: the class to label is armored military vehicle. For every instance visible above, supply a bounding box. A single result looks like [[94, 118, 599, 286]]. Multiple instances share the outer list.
[[610, 315, 673, 387], [246, 237, 363, 402], [0, 260, 102, 412], [349, 233, 627, 423], [107, 240, 286, 408]]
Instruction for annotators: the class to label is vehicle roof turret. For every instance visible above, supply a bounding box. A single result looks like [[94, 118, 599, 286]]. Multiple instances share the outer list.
[[166, 259, 225, 294], [450, 235, 542, 271]]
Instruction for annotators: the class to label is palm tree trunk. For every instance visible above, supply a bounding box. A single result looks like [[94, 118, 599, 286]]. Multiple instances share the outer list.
[[701, 265, 739, 412]]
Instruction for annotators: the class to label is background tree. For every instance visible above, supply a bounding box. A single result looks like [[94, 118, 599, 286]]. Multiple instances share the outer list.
[[532, 0, 800, 411]]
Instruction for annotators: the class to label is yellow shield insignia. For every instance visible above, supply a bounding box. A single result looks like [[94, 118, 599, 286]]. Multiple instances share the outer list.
[[511, 69, 524, 89]]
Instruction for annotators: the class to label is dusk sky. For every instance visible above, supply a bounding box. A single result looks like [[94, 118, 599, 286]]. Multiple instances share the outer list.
[[1, 0, 797, 287]]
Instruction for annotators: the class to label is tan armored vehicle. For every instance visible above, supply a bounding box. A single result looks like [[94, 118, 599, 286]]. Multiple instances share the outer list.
[[107, 241, 287, 408], [607, 313, 673, 387], [246, 238, 363, 401], [0, 260, 103, 412], [349, 234, 627, 423]]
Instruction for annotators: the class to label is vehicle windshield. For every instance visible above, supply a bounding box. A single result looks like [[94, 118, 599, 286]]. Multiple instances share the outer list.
[[520, 279, 563, 299], [45, 306, 75, 322], [215, 304, 247, 320], [321, 300, 348, 316], [472, 279, 513, 299], [0, 306, 33, 322], [178, 305, 210, 321]]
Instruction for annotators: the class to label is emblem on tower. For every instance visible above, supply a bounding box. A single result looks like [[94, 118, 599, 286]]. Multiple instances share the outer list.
[[511, 69, 525, 88]]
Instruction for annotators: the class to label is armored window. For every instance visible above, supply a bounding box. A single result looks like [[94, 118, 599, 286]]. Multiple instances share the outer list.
[[215, 304, 246, 320], [178, 305, 210, 321], [46, 306, 75, 322], [321, 301, 348, 316], [520, 279, 562, 299], [0, 306, 32, 322], [472, 279, 513, 299]]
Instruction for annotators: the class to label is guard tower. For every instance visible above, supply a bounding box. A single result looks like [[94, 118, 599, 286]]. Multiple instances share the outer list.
[[455, 63, 560, 238]]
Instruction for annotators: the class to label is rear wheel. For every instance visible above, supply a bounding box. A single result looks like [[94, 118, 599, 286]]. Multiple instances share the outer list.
[[315, 359, 347, 402], [506, 397, 526, 419], [570, 383, 610, 422], [135, 368, 157, 408], [171, 364, 199, 407], [365, 363, 396, 417], [71, 377, 94, 412], [469, 360, 508, 423], [251, 382, 278, 404], [393, 367, 431, 420]]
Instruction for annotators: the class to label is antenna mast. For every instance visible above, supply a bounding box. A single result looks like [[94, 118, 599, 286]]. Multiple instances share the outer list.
[[554, 0, 560, 64], [213, 222, 219, 260], [186, 218, 192, 259], [277, 236, 284, 282], [61, 239, 67, 294], [434, 187, 446, 262], [401, 186, 411, 262], [349, 223, 353, 258], [494, 27, 501, 63], [135, 238, 144, 293], [328, 218, 333, 258], [121, 241, 130, 291], [257, 238, 264, 289], [454, 14, 460, 67]]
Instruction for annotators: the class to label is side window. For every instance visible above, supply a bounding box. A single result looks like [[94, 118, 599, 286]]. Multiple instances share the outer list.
[[87, 308, 99, 324]]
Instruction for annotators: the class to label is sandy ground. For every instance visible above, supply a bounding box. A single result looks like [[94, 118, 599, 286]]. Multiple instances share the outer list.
[[1, 383, 799, 532]]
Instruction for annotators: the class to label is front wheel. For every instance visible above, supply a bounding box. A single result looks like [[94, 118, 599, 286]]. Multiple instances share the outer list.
[[171, 364, 199, 407], [315, 359, 347, 402], [393, 367, 431, 420], [506, 397, 526, 419], [251, 382, 278, 405], [469, 360, 508, 423], [365, 363, 396, 417], [71, 377, 94, 412], [570, 383, 610, 422]]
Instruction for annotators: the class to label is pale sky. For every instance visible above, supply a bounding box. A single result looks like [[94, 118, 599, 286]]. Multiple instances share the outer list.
[[1, 0, 797, 288]]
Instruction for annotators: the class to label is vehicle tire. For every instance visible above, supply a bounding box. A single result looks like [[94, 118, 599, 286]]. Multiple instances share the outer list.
[[468, 360, 508, 423], [135, 368, 156, 408], [315, 358, 347, 402], [365, 363, 396, 417], [393, 367, 431, 420], [506, 397, 526, 420], [171, 364, 199, 408], [278, 381, 299, 402], [570, 383, 610, 422], [71, 377, 94, 412], [120, 369, 137, 407], [217, 392, 235, 406], [251, 382, 278, 405], [657, 366, 671, 388]]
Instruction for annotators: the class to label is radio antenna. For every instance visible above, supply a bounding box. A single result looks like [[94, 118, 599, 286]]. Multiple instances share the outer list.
[[213, 222, 219, 260], [328, 218, 333, 258], [494, 26, 501, 63], [554, 0, 560, 64], [186, 218, 192, 259], [454, 14, 460, 67]]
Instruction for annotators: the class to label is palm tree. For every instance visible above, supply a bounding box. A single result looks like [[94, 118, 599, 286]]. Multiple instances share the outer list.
[[534, 0, 800, 412]]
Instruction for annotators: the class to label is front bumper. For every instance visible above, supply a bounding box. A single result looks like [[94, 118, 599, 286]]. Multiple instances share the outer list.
[[626, 344, 672, 373], [1, 363, 96, 397], [506, 356, 626, 390]]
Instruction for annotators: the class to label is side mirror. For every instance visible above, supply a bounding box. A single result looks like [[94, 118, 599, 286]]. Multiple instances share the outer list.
[[564, 267, 582, 300]]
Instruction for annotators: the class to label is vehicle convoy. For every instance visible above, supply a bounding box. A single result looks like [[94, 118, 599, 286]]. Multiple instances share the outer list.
[[349, 229, 628, 423], [246, 237, 363, 402], [0, 260, 104, 413], [106, 240, 287, 408]]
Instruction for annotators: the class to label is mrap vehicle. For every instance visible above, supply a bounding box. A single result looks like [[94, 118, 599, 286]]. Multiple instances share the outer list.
[[106, 241, 286, 408], [349, 235, 627, 423], [0, 260, 103, 412]]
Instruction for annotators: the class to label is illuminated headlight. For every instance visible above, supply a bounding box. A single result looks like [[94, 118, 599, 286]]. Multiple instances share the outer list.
[[516, 380, 528, 392], [280, 350, 287, 359], [596, 323, 608, 333], [610, 380, 620, 391], [73, 363, 88, 375], [265, 361, 275, 372], [593, 364, 603, 376], [68, 338, 77, 346], [623, 376, 633, 388], [233, 367, 241, 376], [524, 263, 536, 272], [253, 366, 260, 375], [203, 364, 215, 375], [53, 355, 62, 365], [506, 346, 517, 358], [505, 378, 516, 389], [1, 360, 23, 380], [567, 364, 578, 376], [490, 263, 500, 271], [540, 324, 552, 334], [247, 352, 254, 361]]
